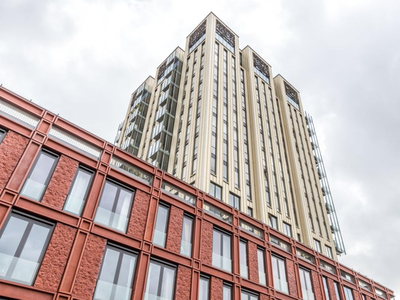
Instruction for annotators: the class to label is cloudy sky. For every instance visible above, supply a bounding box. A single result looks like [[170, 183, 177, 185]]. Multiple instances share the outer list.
[[1, 0, 399, 295]]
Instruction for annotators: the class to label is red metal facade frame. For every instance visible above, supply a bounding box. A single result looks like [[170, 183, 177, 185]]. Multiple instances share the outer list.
[[0, 86, 395, 300]]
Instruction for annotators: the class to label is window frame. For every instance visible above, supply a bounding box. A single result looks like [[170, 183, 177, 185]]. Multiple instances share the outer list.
[[268, 214, 278, 230], [153, 203, 170, 248], [334, 281, 342, 300], [223, 283, 232, 300], [239, 239, 248, 278], [0, 128, 6, 143], [20, 149, 59, 201], [314, 239, 322, 253], [271, 254, 289, 293], [212, 227, 232, 272], [199, 275, 210, 300], [93, 243, 138, 300], [283, 222, 292, 237], [63, 166, 94, 216], [299, 267, 315, 300], [343, 286, 355, 300], [209, 182, 222, 200], [180, 214, 193, 257], [257, 247, 267, 285], [241, 289, 259, 300], [94, 179, 135, 233], [229, 193, 240, 209], [323, 277, 331, 300], [144, 259, 176, 300], [0, 211, 54, 285]]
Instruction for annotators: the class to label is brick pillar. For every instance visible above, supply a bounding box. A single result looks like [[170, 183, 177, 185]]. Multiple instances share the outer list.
[[210, 276, 223, 300], [127, 190, 151, 240], [286, 260, 299, 298], [248, 241, 259, 283], [311, 271, 323, 300], [166, 206, 184, 254], [41, 155, 79, 210], [175, 265, 192, 300], [34, 223, 77, 292], [0, 131, 29, 192], [200, 220, 213, 266]]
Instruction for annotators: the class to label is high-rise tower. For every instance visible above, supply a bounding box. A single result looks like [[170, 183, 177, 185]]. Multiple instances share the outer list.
[[115, 13, 345, 259]]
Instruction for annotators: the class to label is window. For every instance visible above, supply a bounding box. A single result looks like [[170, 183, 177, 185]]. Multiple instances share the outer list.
[[144, 260, 176, 300], [283, 222, 292, 237], [257, 248, 267, 285], [314, 239, 322, 253], [94, 180, 135, 233], [63, 167, 93, 215], [223, 284, 232, 300], [326, 246, 333, 259], [0, 212, 53, 285], [0, 129, 6, 143], [362, 295, 367, 300], [239, 240, 248, 278], [199, 276, 209, 300], [229, 193, 240, 209], [269, 214, 278, 230], [344, 287, 354, 300], [343, 287, 354, 300], [180, 215, 193, 257], [334, 282, 342, 300], [153, 204, 170, 248], [299, 268, 315, 300], [271, 255, 288, 293], [241, 290, 258, 300], [247, 207, 253, 217], [209, 182, 222, 200], [212, 228, 232, 272], [20, 150, 58, 201], [93, 245, 137, 300], [323, 277, 331, 300]]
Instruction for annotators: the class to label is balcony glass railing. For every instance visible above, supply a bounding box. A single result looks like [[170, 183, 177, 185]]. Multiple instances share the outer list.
[[212, 253, 232, 273], [274, 276, 289, 294], [93, 280, 132, 300], [203, 202, 232, 223], [110, 157, 153, 184], [161, 182, 195, 205], [0, 98, 39, 129]]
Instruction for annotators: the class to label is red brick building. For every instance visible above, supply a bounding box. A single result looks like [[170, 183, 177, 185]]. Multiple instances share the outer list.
[[0, 85, 394, 300]]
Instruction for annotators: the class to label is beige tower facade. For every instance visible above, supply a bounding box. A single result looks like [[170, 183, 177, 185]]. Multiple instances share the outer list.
[[115, 13, 345, 260]]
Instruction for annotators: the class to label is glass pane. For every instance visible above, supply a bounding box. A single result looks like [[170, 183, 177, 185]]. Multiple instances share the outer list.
[[95, 182, 118, 227], [117, 253, 136, 288], [257, 249, 266, 285], [199, 277, 209, 300], [180, 216, 193, 257], [21, 152, 57, 201], [64, 168, 92, 215], [160, 266, 175, 299], [153, 205, 169, 247], [323, 277, 331, 300], [212, 230, 221, 268], [98, 248, 119, 283], [0, 216, 28, 277], [12, 223, 50, 284], [223, 285, 231, 300], [299, 269, 314, 300], [94, 247, 136, 300], [112, 189, 133, 232], [240, 241, 248, 278], [144, 261, 161, 299]]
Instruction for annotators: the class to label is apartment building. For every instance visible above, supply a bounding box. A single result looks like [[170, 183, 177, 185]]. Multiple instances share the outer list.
[[115, 13, 345, 259]]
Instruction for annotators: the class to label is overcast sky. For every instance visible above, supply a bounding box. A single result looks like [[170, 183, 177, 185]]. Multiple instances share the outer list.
[[1, 0, 399, 295]]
